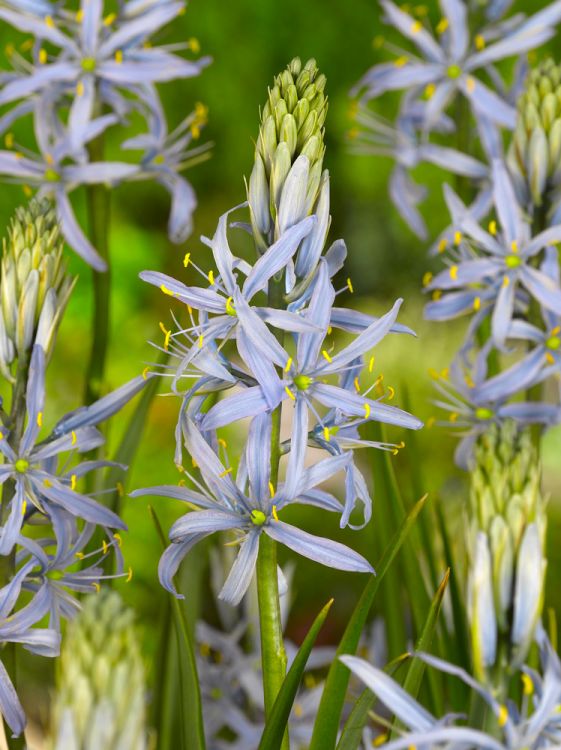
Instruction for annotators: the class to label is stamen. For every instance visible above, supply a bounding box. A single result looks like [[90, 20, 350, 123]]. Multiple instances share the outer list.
[[368, 356, 375, 373], [437, 237, 447, 253], [37, 411, 43, 427], [159, 322, 171, 350], [497, 704, 508, 727], [160, 284, 175, 296], [219, 467, 233, 478], [364, 403, 371, 419], [354, 377, 360, 392], [208, 270, 215, 285], [475, 34, 485, 50], [198, 334, 204, 348], [272, 505, 279, 521], [114, 50, 123, 63], [92, 582, 101, 593], [142, 366, 151, 380], [323, 426, 330, 442], [21, 500, 27, 516], [71, 430, 77, 446], [126, 567, 133, 583], [284, 357, 293, 372], [71, 474, 76, 490], [346, 277, 354, 293], [269, 481, 275, 497], [449, 265, 458, 280], [488, 220, 497, 235], [422, 271, 432, 286], [473, 296, 481, 311], [321, 349, 332, 363], [453, 231, 462, 245], [285, 385, 296, 400], [38, 48, 47, 64], [113, 533, 122, 547], [183, 252, 190, 267], [387, 385, 395, 400], [102, 540, 108, 555], [466, 76, 475, 93]]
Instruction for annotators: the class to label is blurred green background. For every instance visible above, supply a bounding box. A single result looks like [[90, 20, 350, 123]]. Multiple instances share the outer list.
[[3, 0, 561, 738]]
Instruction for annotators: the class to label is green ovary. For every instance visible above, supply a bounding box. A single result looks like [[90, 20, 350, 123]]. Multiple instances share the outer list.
[[447, 64, 462, 79], [475, 407, 493, 421], [546, 335, 560, 350], [14, 458, 29, 473], [293, 374, 313, 391], [505, 254, 521, 268]]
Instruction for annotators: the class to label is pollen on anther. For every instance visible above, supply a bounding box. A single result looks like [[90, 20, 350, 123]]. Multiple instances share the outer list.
[[126, 567, 133, 583], [364, 403, 371, 419], [142, 366, 151, 380], [183, 252, 191, 267], [272, 505, 279, 522], [37, 411, 43, 427], [321, 349, 332, 363], [285, 385, 296, 400], [346, 277, 354, 293], [71, 430, 77, 446], [269, 481, 275, 497]]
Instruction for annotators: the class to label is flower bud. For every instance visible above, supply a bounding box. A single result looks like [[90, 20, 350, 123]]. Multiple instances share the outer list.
[[250, 57, 328, 249], [466, 422, 547, 682], [50, 591, 148, 750], [508, 58, 561, 207], [0, 199, 74, 381]]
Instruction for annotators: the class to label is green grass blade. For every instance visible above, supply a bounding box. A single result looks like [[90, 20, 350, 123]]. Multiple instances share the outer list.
[[335, 687, 374, 750], [399, 568, 449, 704], [258, 598, 334, 750], [149, 506, 206, 750], [308, 493, 429, 750]]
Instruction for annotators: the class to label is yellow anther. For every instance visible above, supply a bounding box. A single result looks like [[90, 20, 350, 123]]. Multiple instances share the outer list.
[[436, 17, 449, 33], [208, 270, 215, 285], [187, 305, 193, 315], [497, 704, 508, 727], [75, 9, 83, 21], [38, 48, 47, 64], [449, 412, 458, 423], [218, 437, 227, 448], [285, 385, 296, 400], [21, 500, 27, 516], [113, 533, 122, 547], [387, 385, 395, 400], [488, 220, 497, 235], [422, 271, 433, 286], [191, 456, 198, 468], [20, 39, 33, 51], [115, 50, 123, 63], [4, 133, 14, 148], [45, 15, 54, 27], [321, 349, 332, 363], [284, 357, 293, 372], [43, 479, 52, 488], [178, 479, 186, 487], [102, 540, 109, 555], [552, 326, 560, 335], [142, 366, 151, 380], [23, 185, 33, 197], [394, 55, 408, 68], [503, 275, 510, 287], [521, 673, 534, 695], [354, 377, 360, 392], [45, 152, 54, 166], [126, 567, 133, 583], [116, 482, 124, 497], [473, 296, 481, 311], [269, 481, 275, 497], [368, 356, 375, 373], [323, 426, 330, 442], [432, 290, 442, 301], [219, 467, 233, 478], [466, 76, 475, 93], [70, 474, 76, 490], [183, 252, 191, 267], [438, 237, 448, 253], [327, 325, 332, 335], [75, 551, 85, 559], [187, 37, 201, 53], [346, 277, 354, 293], [546, 351, 555, 364], [453, 230, 462, 246], [294, 703, 304, 718], [225, 296, 235, 314], [198, 334, 204, 348], [92, 582, 101, 593], [511, 240, 518, 253], [200, 642, 211, 657], [71, 430, 77, 446], [160, 284, 174, 296], [424, 82, 436, 99], [0, 432, 3, 440], [449, 265, 458, 280], [373, 734, 388, 747], [364, 403, 371, 419], [37, 411, 43, 427], [475, 34, 485, 50], [426, 416, 435, 428], [103, 12, 116, 25], [272, 505, 279, 522], [159, 322, 171, 350], [410, 20, 422, 33], [76, 80, 84, 97]]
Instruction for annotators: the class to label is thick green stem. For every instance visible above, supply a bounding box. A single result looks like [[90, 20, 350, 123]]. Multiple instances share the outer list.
[[83, 134, 111, 405], [256, 276, 288, 742]]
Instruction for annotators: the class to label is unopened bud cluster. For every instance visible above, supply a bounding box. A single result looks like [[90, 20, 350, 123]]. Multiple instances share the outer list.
[[508, 58, 561, 207], [51, 591, 147, 750], [249, 57, 329, 251], [0, 199, 74, 380], [466, 422, 547, 684]]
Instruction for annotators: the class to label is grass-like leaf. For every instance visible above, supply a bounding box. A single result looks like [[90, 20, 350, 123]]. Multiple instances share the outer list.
[[308, 493, 429, 750], [258, 598, 334, 750], [149, 506, 206, 750]]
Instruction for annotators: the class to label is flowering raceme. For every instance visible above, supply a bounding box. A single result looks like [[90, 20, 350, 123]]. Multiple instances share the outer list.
[[134, 58, 422, 611]]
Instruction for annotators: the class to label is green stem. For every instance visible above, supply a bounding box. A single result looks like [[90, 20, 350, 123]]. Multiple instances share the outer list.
[[83, 134, 111, 405], [257, 276, 288, 743]]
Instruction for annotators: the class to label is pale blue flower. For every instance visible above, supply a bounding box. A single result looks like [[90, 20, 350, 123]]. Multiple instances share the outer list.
[[426, 160, 561, 347], [131, 415, 373, 605], [341, 625, 561, 749], [353, 0, 561, 129]]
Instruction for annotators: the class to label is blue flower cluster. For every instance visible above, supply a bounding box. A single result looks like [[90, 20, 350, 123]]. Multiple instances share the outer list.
[[0, 0, 210, 269], [353, 1, 561, 467], [133, 58, 423, 607], [0, 345, 146, 736]]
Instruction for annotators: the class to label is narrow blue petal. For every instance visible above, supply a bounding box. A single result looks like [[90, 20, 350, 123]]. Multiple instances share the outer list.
[[169, 509, 243, 541], [201, 386, 273, 431], [218, 531, 260, 605]]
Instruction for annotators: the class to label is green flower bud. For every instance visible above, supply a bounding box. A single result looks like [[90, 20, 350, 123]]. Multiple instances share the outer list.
[[249, 57, 328, 250], [467, 422, 547, 683], [0, 199, 75, 381], [50, 591, 148, 750], [508, 58, 561, 206]]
